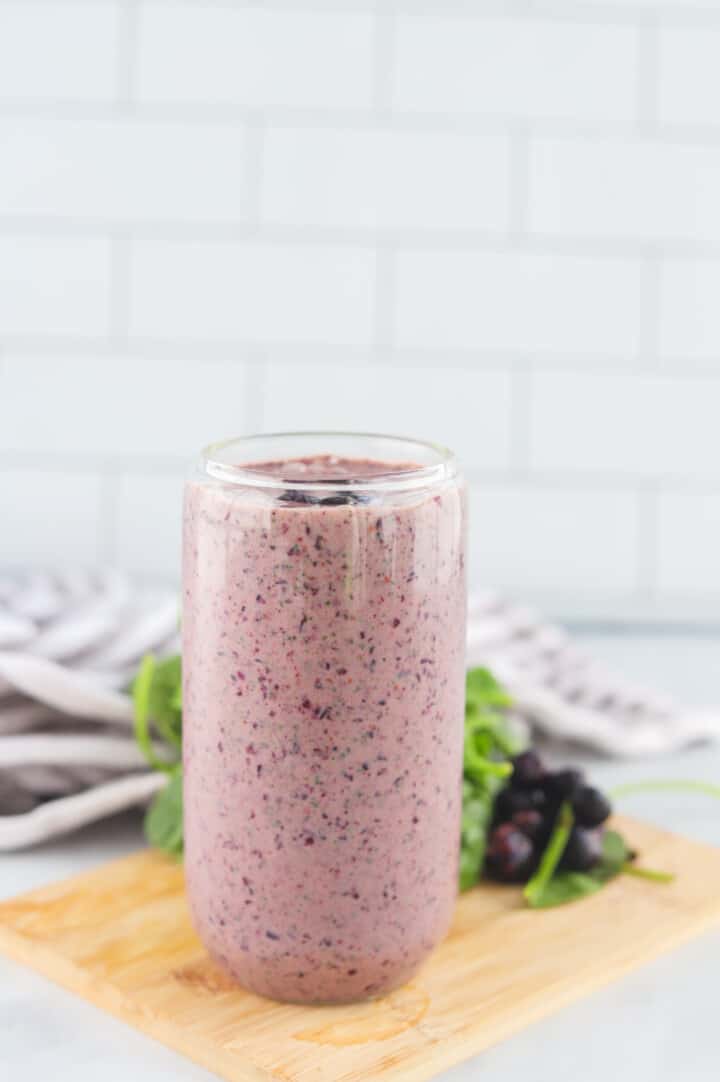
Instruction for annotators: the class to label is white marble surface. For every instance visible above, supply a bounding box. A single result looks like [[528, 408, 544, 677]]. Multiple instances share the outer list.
[[2, 633, 720, 1082]]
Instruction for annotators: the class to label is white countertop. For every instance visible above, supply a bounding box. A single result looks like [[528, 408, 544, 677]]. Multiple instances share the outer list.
[[3, 633, 720, 1082]]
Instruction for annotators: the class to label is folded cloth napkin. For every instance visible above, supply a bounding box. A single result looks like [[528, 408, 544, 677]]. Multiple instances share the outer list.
[[466, 595, 720, 757], [1, 569, 718, 851], [0, 568, 178, 849]]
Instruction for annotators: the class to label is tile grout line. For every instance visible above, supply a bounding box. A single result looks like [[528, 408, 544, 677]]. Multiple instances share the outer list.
[[243, 116, 267, 225], [637, 250, 663, 371], [108, 233, 133, 346], [97, 471, 121, 567], [115, 0, 140, 111], [372, 6, 397, 114], [4, 215, 720, 262], [508, 124, 530, 239], [243, 357, 268, 433], [0, 0, 719, 25], [282, 0, 720, 28], [4, 336, 720, 377], [4, 100, 720, 151], [635, 17, 661, 137], [0, 452, 192, 477], [373, 248, 396, 354], [635, 483, 661, 603], [509, 364, 533, 475]]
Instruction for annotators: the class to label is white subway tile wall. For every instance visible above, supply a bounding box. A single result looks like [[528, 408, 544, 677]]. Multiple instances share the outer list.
[[659, 259, 720, 361], [113, 472, 185, 581], [0, 0, 718, 620], [393, 250, 643, 357], [0, 118, 250, 223], [0, 237, 111, 338], [0, 469, 103, 565], [0, 358, 252, 458], [529, 373, 720, 480], [658, 27, 720, 130], [529, 139, 720, 243], [392, 18, 638, 124], [657, 489, 720, 597], [467, 486, 640, 599], [261, 363, 514, 471], [128, 240, 376, 345], [0, 5, 119, 104], [135, 8, 376, 109], [260, 129, 511, 231]]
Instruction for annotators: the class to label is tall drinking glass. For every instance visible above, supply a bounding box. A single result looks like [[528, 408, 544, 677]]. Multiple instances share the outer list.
[[183, 433, 467, 1004]]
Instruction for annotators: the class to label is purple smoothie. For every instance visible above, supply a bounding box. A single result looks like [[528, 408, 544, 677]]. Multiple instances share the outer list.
[[183, 437, 466, 1004]]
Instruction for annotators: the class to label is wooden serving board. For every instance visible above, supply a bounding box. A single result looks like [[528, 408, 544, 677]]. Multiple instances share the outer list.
[[2, 816, 720, 1082]]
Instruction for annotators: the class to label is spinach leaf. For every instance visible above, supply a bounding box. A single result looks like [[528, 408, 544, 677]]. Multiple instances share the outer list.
[[526, 829, 631, 909], [612, 779, 720, 801], [460, 781, 494, 891], [132, 653, 182, 773], [523, 802, 575, 907], [466, 667, 513, 712], [146, 653, 182, 747], [131, 653, 182, 752], [459, 667, 518, 892], [622, 865, 675, 884], [144, 766, 184, 858], [131, 652, 184, 857], [597, 829, 631, 876]]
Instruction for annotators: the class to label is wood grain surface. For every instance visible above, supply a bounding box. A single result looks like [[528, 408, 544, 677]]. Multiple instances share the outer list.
[[1, 816, 719, 1082]]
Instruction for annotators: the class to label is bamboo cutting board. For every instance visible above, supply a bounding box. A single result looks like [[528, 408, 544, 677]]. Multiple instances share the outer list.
[[2, 816, 720, 1082]]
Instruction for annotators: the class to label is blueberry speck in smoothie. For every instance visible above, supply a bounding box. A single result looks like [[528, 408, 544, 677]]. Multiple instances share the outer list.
[[277, 490, 320, 506], [319, 492, 370, 506]]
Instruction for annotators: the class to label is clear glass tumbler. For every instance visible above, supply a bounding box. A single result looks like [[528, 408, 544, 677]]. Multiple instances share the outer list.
[[182, 433, 467, 1003]]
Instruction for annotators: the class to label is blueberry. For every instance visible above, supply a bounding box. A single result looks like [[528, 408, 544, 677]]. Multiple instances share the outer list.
[[510, 750, 546, 788], [511, 809, 544, 841], [319, 492, 371, 506], [485, 823, 536, 883], [573, 785, 612, 828], [560, 826, 603, 872], [319, 493, 355, 506], [277, 490, 320, 506], [528, 787, 549, 813], [494, 787, 534, 822], [546, 768, 585, 802]]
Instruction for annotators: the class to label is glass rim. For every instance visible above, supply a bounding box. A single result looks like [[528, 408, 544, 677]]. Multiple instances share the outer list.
[[200, 431, 458, 493]]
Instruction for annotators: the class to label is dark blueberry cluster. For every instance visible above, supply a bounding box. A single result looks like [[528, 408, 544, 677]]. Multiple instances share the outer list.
[[277, 487, 372, 507], [484, 750, 612, 883]]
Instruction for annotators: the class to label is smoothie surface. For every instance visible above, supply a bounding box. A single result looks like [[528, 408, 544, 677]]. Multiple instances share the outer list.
[[236, 454, 422, 484]]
